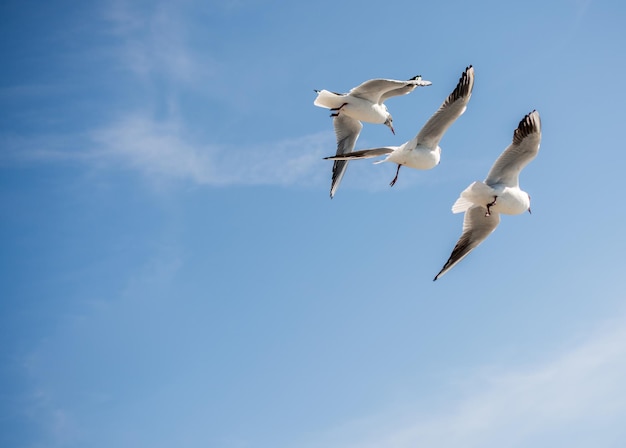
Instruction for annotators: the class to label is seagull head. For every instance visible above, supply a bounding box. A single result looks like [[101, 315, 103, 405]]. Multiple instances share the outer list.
[[384, 115, 395, 135]]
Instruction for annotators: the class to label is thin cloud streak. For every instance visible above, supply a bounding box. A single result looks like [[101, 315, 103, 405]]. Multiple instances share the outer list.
[[306, 315, 626, 448], [0, 113, 334, 188], [91, 113, 333, 186], [103, 0, 219, 92]]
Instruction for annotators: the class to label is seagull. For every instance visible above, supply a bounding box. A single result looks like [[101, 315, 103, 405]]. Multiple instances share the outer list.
[[324, 66, 474, 188], [433, 110, 542, 281], [314, 75, 432, 198]]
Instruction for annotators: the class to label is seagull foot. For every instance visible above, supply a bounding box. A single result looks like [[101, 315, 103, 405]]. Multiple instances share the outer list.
[[389, 165, 401, 187]]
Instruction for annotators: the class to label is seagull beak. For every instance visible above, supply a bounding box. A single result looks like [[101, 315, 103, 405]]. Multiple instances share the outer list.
[[390, 125, 395, 135], [528, 207, 532, 215]]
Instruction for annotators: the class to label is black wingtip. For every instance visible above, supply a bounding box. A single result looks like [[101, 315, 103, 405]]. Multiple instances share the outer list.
[[513, 110, 541, 143]]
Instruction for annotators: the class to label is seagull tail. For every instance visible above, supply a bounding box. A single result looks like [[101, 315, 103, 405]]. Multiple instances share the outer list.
[[451, 197, 473, 214], [313, 90, 345, 109], [451, 181, 494, 213]]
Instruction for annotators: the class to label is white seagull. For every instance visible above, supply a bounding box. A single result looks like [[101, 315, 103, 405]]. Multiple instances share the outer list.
[[314, 75, 432, 198], [324, 66, 474, 188], [433, 110, 542, 281]]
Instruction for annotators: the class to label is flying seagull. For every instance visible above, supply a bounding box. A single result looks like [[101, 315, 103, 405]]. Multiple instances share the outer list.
[[433, 110, 542, 281], [324, 65, 474, 187], [314, 75, 432, 198]]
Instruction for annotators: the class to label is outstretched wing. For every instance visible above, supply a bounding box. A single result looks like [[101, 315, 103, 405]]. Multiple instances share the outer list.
[[324, 147, 394, 161], [349, 77, 431, 103], [433, 204, 500, 281], [485, 110, 541, 187], [415, 66, 475, 149], [380, 75, 432, 103], [329, 114, 363, 199]]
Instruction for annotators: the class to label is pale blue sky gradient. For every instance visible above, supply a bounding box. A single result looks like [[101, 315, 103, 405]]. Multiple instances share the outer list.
[[2, 1, 626, 447]]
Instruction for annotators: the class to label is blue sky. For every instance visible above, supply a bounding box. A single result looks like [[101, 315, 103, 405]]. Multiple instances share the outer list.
[[2, 0, 626, 447]]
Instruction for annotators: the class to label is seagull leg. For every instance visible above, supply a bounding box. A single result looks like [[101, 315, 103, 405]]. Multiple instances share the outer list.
[[329, 103, 348, 116], [330, 103, 348, 112], [485, 196, 498, 216], [389, 165, 401, 187]]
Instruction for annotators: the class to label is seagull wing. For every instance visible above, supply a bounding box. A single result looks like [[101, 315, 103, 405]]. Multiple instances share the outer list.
[[324, 146, 395, 161], [329, 114, 363, 199], [415, 66, 475, 149], [433, 205, 500, 281], [485, 110, 541, 187], [379, 76, 432, 103], [349, 78, 431, 104]]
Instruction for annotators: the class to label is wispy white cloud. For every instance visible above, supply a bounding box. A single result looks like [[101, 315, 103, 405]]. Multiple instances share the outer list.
[[103, 0, 219, 92], [18, 386, 83, 448], [0, 133, 95, 164], [89, 113, 333, 187], [304, 314, 626, 448], [1, 1, 340, 189], [0, 111, 336, 188]]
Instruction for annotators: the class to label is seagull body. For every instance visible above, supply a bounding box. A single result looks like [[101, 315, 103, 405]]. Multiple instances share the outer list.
[[315, 90, 395, 125], [325, 66, 474, 187], [315, 76, 432, 198], [434, 110, 542, 281], [452, 181, 531, 215]]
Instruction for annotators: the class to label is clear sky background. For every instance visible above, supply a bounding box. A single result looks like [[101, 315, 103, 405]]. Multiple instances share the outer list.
[[2, 1, 626, 447]]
